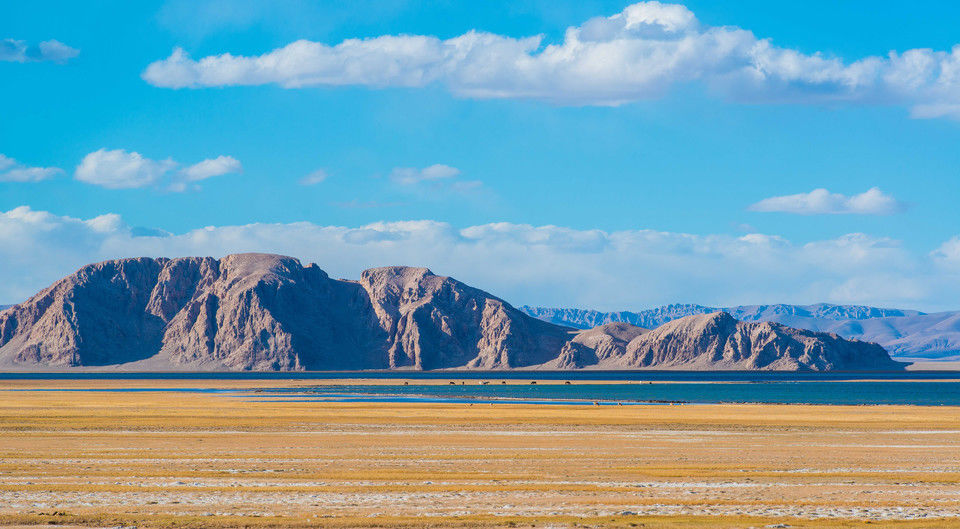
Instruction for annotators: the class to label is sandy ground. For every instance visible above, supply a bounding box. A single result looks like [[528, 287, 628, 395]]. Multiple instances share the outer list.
[[1, 379, 960, 529]]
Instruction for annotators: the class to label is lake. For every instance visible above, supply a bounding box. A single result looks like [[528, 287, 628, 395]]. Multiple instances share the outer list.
[[3, 371, 960, 405]]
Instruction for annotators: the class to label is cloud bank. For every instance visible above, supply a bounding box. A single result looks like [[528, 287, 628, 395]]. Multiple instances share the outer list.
[[749, 188, 904, 215], [143, 1, 960, 118], [0, 38, 79, 63], [2, 205, 959, 311], [0, 154, 62, 182], [74, 149, 242, 191]]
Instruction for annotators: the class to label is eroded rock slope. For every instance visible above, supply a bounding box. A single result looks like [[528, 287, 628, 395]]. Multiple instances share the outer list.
[[0, 254, 902, 371]]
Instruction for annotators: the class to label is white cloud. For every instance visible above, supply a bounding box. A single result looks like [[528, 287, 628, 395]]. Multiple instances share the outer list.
[[388, 164, 482, 197], [390, 164, 460, 185], [0, 154, 62, 182], [749, 188, 904, 215], [142, 2, 960, 118], [932, 237, 960, 268], [2, 205, 958, 311], [0, 38, 79, 63], [75, 149, 176, 189], [180, 155, 242, 181], [74, 149, 240, 191], [299, 169, 328, 185]]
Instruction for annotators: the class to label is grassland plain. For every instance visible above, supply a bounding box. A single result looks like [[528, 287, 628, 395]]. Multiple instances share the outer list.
[[1, 379, 960, 529]]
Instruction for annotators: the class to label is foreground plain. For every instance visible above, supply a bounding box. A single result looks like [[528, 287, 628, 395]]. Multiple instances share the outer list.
[[1, 379, 960, 529]]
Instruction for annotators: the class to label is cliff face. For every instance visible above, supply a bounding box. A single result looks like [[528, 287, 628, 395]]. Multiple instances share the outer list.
[[358, 266, 570, 369], [618, 312, 902, 371], [0, 254, 569, 370], [0, 257, 168, 367], [0, 254, 903, 371]]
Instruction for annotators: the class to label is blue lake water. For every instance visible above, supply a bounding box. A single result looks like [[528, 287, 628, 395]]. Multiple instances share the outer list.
[[4, 371, 960, 406], [253, 381, 960, 406]]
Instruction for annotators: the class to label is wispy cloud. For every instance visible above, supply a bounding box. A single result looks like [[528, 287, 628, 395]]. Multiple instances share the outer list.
[[144, 1, 960, 119], [390, 164, 459, 185], [1, 38, 78, 63], [75, 149, 241, 192], [333, 199, 406, 209], [180, 155, 241, 181], [388, 164, 483, 197], [749, 188, 905, 215], [299, 169, 328, 185], [0, 154, 62, 182]]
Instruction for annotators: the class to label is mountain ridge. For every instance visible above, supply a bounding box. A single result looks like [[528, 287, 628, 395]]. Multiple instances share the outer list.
[[519, 304, 959, 360], [0, 254, 902, 371]]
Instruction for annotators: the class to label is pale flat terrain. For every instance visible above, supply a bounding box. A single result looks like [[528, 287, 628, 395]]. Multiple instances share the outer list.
[[1, 379, 960, 529]]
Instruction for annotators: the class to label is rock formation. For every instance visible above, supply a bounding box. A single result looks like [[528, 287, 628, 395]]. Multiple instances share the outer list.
[[0, 254, 570, 370], [0, 254, 903, 371], [549, 323, 647, 368], [618, 312, 901, 371], [521, 303, 959, 361]]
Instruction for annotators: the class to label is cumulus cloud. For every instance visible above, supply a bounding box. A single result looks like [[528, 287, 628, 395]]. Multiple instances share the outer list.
[[299, 169, 328, 185], [74, 149, 241, 191], [142, 1, 960, 117], [2, 205, 958, 311], [749, 188, 904, 215], [0, 154, 62, 182], [0, 38, 79, 63], [75, 149, 177, 189]]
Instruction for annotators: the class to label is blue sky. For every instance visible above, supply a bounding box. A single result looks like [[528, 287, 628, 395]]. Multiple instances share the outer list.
[[3, 1, 960, 310]]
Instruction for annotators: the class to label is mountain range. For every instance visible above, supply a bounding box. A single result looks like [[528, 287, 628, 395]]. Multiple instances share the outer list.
[[0, 253, 901, 371], [520, 304, 960, 361]]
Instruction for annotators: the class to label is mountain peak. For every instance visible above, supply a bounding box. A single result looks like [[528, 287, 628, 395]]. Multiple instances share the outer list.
[[0, 255, 901, 371]]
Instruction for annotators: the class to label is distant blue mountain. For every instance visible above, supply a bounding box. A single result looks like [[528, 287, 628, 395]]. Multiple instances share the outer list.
[[519, 303, 960, 361]]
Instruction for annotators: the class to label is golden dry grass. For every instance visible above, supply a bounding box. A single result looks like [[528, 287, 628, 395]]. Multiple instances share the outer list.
[[1, 379, 959, 529]]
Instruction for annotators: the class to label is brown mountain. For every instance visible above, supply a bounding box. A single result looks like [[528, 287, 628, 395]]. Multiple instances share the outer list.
[[0, 254, 569, 370], [0, 254, 903, 371], [617, 312, 902, 371], [549, 322, 648, 368]]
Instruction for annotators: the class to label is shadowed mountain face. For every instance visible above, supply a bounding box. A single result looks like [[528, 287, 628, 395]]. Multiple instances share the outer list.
[[0, 254, 901, 371], [520, 304, 960, 360]]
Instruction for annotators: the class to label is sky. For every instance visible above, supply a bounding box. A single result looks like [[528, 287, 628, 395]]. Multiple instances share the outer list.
[[3, 0, 960, 311]]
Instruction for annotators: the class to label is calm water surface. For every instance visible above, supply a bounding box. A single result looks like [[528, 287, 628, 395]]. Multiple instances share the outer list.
[[3, 371, 960, 406]]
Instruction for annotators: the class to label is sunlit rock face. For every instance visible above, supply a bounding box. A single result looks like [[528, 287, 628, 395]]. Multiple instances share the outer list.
[[0, 254, 901, 371]]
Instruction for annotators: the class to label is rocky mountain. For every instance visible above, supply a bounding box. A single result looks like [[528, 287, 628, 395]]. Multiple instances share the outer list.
[[0, 254, 570, 370], [521, 304, 715, 329], [0, 253, 902, 371], [549, 322, 648, 369], [520, 304, 959, 360], [544, 313, 900, 371], [620, 312, 900, 371]]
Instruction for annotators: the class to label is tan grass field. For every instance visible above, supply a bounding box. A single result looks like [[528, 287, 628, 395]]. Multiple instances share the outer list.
[[1, 378, 959, 529]]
